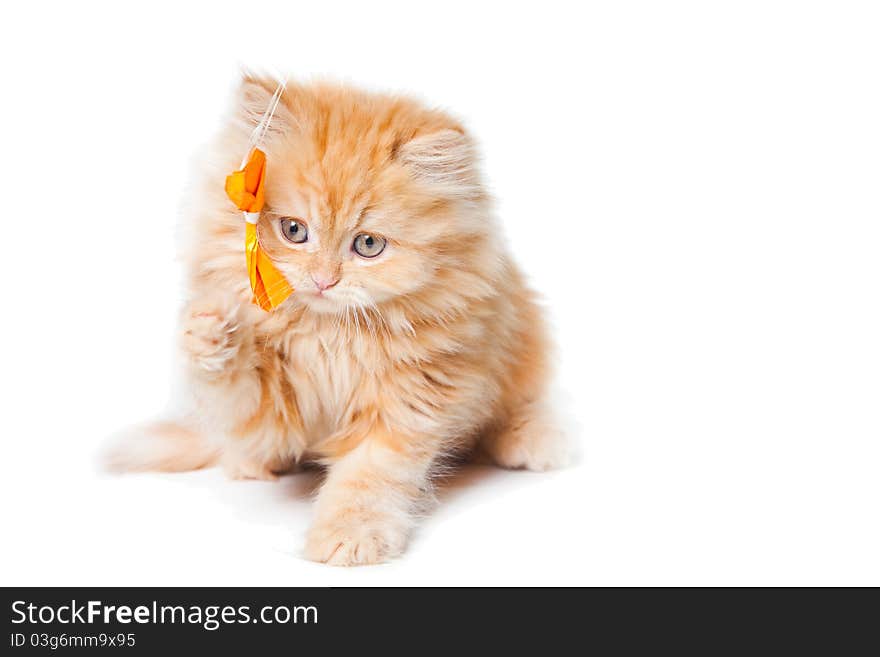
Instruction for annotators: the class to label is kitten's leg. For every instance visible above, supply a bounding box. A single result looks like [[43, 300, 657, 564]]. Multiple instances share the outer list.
[[181, 294, 249, 378], [182, 295, 278, 481], [304, 436, 434, 566], [481, 399, 572, 472]]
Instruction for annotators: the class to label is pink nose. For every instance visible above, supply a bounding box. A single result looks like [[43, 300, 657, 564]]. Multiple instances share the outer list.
[[311, 273, 339, 291]]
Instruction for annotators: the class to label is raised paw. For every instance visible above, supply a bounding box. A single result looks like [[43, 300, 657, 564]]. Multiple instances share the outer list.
[[181, 299, 241, 374], [304, 513, 408, 566]]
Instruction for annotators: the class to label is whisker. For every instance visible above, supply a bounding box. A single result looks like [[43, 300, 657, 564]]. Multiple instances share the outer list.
[[364, 299, 391, 338], [352, 306, 362, 342]]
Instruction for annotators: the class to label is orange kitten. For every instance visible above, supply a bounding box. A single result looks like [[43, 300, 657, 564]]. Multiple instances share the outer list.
[[107, 75, 569, 565]]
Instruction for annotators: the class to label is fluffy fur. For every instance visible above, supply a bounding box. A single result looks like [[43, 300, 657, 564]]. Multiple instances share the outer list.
[[106, 76, 568, 565]]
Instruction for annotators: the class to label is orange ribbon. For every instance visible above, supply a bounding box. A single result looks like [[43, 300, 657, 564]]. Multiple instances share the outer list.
[[224, 148, 293, 311]]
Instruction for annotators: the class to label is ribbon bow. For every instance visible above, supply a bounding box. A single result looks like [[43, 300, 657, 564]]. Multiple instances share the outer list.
[[224, 81, 293, 311]]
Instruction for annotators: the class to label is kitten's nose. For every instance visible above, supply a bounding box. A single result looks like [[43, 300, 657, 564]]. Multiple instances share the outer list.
[[311, 272, 340, 292]]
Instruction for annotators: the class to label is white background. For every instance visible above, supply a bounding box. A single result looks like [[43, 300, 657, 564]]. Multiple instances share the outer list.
[[1, 1, 878, 586]]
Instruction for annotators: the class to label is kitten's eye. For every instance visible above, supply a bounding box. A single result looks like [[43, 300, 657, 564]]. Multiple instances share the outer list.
[[352, 233, 386, 258], [280, 218, 308, 244]]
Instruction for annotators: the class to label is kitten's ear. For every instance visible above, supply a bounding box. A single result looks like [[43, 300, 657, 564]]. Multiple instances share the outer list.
[[234, 75, 295, 138], [396, 129, 482, 200]]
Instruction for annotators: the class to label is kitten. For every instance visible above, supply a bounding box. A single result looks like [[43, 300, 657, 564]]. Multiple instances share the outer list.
[[106, 75, 569, 565]]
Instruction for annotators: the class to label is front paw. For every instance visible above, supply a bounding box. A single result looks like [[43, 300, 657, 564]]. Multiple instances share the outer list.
[[304, 513, 408, 566], [181, 298, 241, 374]]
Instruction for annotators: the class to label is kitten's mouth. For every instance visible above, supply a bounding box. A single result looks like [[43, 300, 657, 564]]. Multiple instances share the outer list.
[[301, 289, 342, 313]]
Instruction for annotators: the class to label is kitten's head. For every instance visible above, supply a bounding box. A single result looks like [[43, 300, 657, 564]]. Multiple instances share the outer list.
[[221, 76, 498, 317]]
